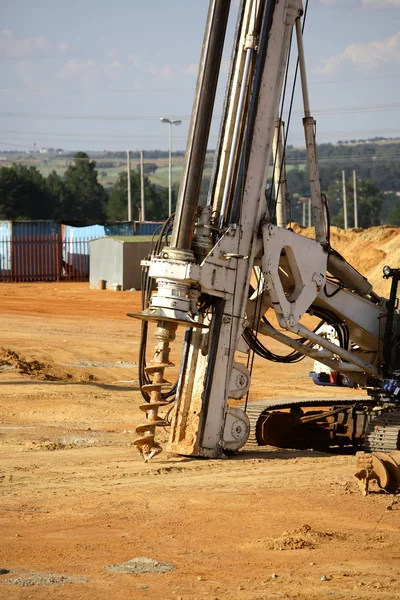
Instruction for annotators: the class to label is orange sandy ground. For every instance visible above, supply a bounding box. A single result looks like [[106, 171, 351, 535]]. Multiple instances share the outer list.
[[0, 281, 399, 600]]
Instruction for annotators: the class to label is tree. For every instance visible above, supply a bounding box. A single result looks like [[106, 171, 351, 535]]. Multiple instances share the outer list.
[[0, 164, 54, 219], [46, 170, 66, 218], [107, 170, 168, 221], [60, 152, 107, 222], [387, 199, 400, 226], [326, 178, 383, 229], [136, 162, 158, 174], [107, 172, 132, 221]]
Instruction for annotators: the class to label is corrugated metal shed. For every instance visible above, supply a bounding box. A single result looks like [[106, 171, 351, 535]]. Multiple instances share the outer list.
[[89, 236, 152, 290]]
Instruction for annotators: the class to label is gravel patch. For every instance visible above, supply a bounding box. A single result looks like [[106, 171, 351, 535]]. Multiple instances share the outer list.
[[5, 570, 89, 586], [62, 361, 136, 368], [106, 557, 175, 574]]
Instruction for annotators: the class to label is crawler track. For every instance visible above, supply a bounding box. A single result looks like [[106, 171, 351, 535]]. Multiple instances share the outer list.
[[242, 397, 368, 447], [364, 410, 400, 453]]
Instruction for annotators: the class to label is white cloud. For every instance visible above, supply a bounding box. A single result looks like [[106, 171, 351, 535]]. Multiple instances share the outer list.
[[319, 0, 400, 6], [147, 63, 175, 80], [0, 30, 50, 58], [14, 60, 38, 85], [363, 0, 400, 6], [106, 60, 121, 70], [127, 54, 141, 68], [58, 42, 69, 54], [104, 59, 121, 81], [58, 58, 98, 82], [313, 31, 400, 75], [184, 63, 198, 75], [185, 59, 229, 76], [105, 48, 119, 59]]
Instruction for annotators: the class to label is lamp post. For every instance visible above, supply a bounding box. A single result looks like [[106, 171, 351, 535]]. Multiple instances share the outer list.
[[160, 117, 182, 216]]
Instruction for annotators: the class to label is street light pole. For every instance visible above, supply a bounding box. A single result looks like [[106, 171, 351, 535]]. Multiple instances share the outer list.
[[160, 117, 182, 216]]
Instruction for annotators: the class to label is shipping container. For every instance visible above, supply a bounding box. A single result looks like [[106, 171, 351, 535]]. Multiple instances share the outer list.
[[61, 225, 105, 278], [0, 221, 12, 241], [0, 221, 12, 274], [12, 221, 61, 239], [11, 235, 61, 281], [133, 221, 165, 236], [104, 222, 134, 237], [0, 222, 62, 281], [62, 224, 106, 241]]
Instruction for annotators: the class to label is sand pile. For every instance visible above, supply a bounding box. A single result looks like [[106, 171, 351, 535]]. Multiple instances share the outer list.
[[264, 524, 345, 551], [290, 224, 400, 298], [0, 347, 95, 383]]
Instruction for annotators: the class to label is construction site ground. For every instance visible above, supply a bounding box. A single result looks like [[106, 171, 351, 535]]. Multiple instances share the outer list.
[[1, 266, 400, 599]]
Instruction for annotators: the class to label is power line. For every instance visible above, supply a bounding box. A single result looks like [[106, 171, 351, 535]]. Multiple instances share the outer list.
[[0, 111, 190, 121], [0, 129, 193, 141], [1, 102, 400, 122], [2, 127, 399, 146], [0, 73, 399, 95], [0, 86, 201, 95]]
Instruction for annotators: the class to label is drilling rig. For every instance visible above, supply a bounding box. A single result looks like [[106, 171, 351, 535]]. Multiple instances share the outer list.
[[131, 0, 400, 494]]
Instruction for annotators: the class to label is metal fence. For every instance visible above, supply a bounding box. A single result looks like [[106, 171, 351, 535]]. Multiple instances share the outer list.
[[0, 235, 90, 282]]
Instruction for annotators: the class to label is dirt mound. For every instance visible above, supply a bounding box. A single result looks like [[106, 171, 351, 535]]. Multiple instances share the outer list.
[[265, 524, 345, 550], [290, 223, 400, 297], [0, 347, 95, 383]]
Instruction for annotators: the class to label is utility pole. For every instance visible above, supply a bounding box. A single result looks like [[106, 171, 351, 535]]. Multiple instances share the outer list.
[[127, 150, 132, 221], [308, 198, 311, 227], [342, 170, 348, 230], [140, 150, 145, 222], [353, 169, 358, 228], [160, 117, 182, 216], [302, 200, 306, 227]]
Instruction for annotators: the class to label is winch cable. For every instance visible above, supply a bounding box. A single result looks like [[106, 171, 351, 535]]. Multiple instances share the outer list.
[[138, 215, 182, 403], [269, 0, 309, 224], [243, 317, 321, 364], [244, 3, 305, 409], [239, 0, 282, 411]]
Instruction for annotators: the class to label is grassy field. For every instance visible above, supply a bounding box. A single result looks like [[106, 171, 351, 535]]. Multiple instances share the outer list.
[[0, 152, 217, 190], [0, 146, 345, 193]]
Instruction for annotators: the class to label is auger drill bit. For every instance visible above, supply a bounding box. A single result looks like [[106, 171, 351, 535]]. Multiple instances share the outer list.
[[355, 451, 400, 495], [134, 321, 177, 461]]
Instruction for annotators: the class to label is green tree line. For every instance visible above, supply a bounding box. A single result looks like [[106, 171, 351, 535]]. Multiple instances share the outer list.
[[0, 152, 169, 223], [281, 141, 400, 226], [0, 142, 399, 226]]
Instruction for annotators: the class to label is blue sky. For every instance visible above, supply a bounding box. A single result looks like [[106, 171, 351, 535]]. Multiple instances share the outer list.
[[1, 0, 399, 152]]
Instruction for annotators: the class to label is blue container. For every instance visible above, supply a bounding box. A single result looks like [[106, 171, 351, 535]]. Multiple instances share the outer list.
[[62, 224, 105, 242], [0, 220, 12, 241], [12, 220, 61, 239], [105, 222, 134, 236], [0, 221, 12, 273], [62, 225, 101, 278], [134, 221, 165, 236]]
